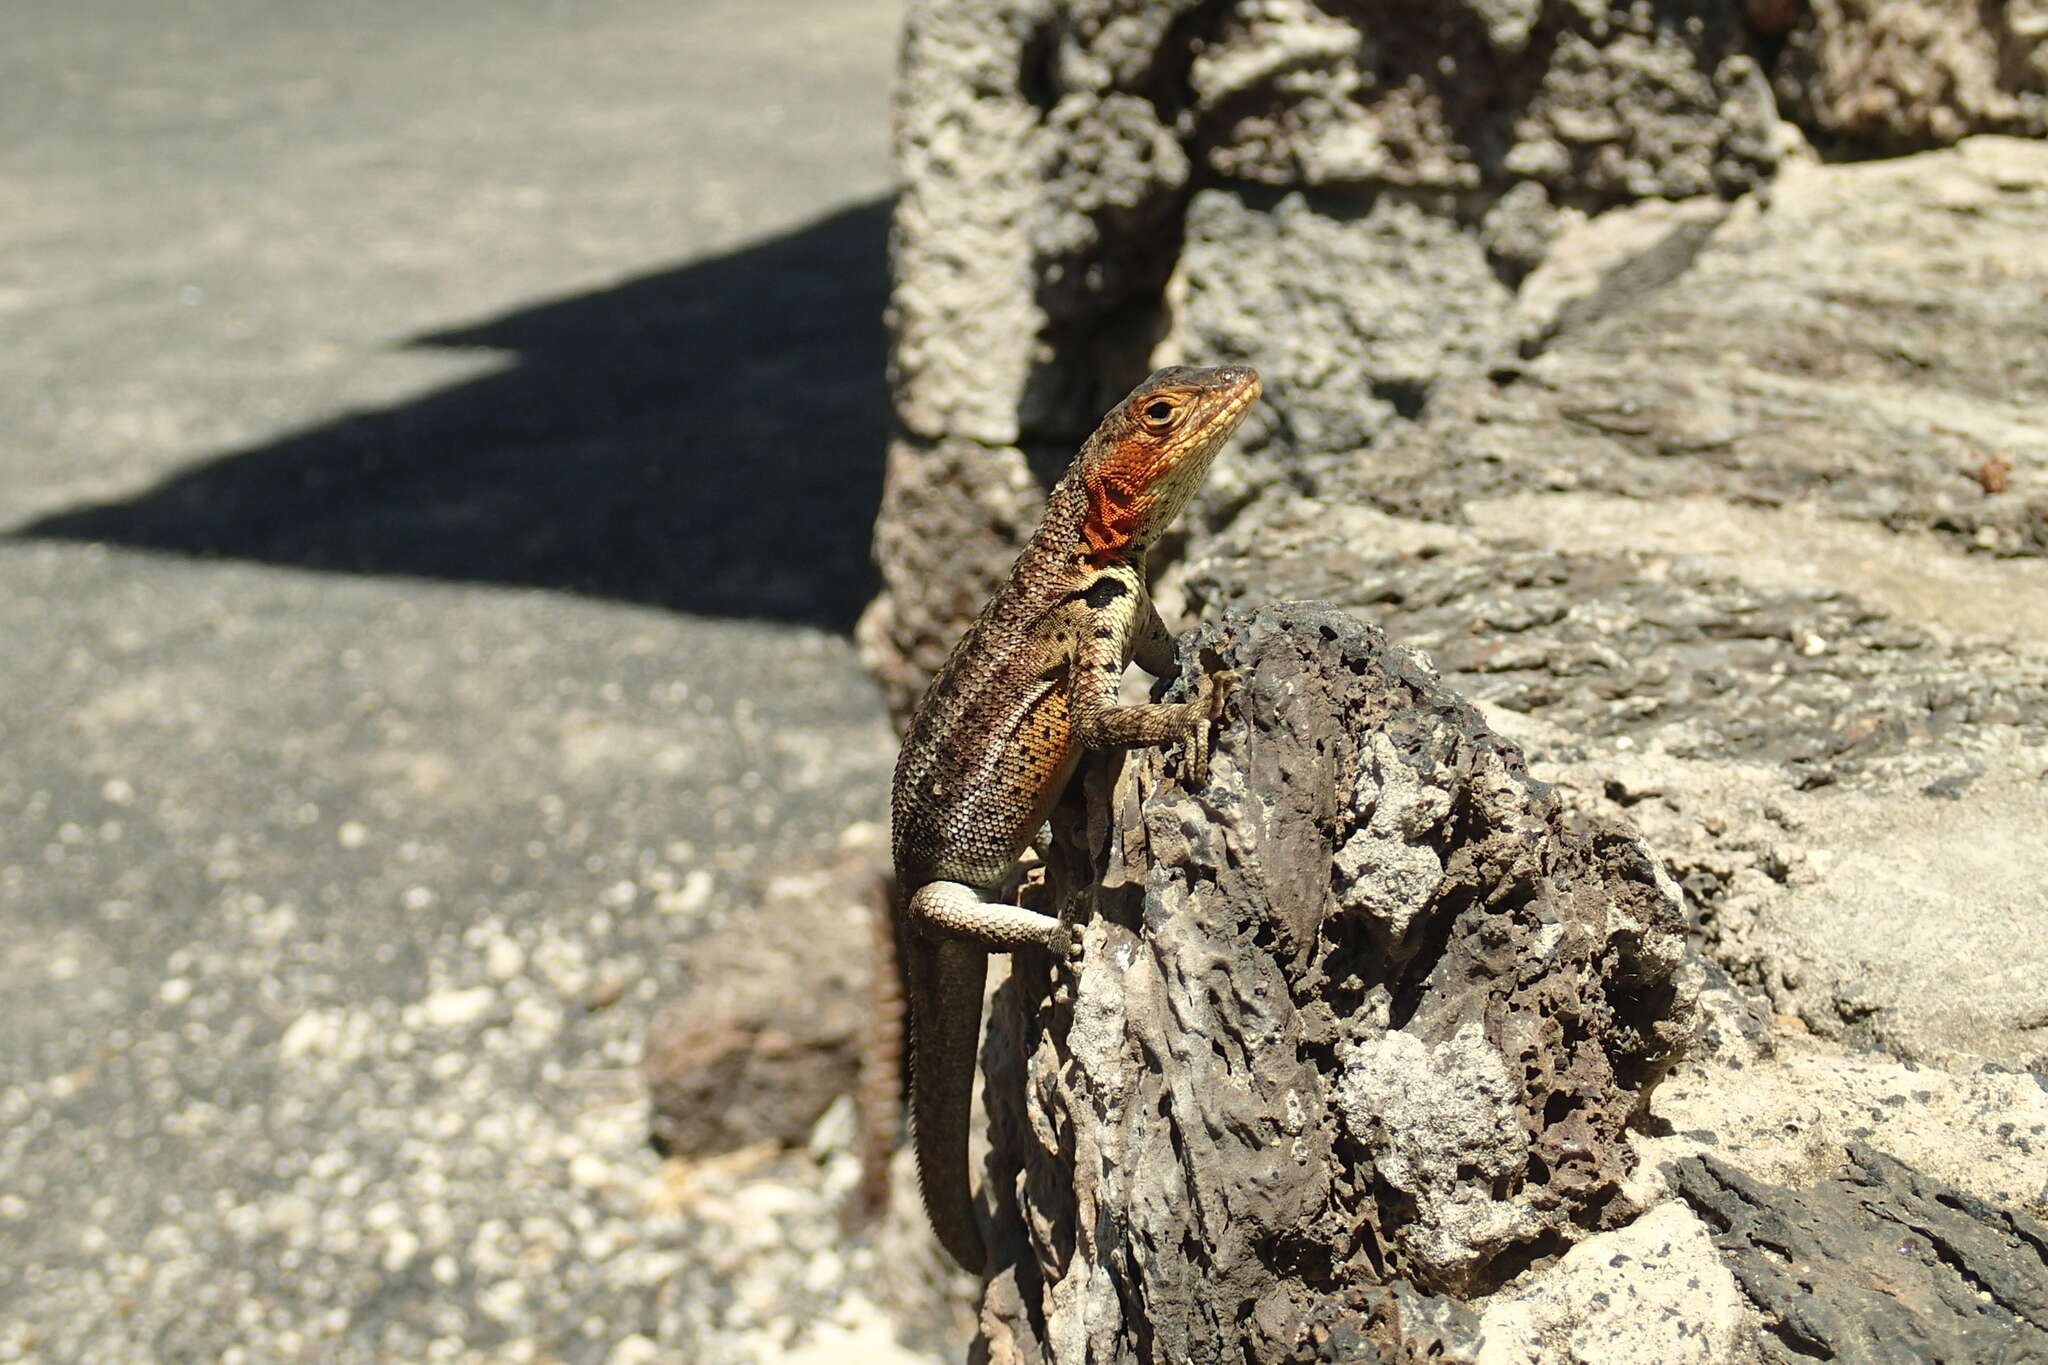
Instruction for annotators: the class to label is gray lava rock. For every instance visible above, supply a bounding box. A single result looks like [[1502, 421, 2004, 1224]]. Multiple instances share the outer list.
[[642, 830, 886, 1160], [869, 3, 2048, 1357], [867, 0, 1792, 715], [1671, 1144, 2048, 1364], [1339, 138, 2048, 563], [1172, 188, 1518, 524], [1185, 511, 2048, 781], [870, 0, 2048, 720], [1770, 0, 2048, 149], [970, 602, 1699, 1362]]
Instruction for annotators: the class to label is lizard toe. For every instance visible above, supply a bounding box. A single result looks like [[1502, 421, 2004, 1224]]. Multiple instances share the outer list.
[[1047, 919, 1084, 963], [1203, 668, 1242, 720]]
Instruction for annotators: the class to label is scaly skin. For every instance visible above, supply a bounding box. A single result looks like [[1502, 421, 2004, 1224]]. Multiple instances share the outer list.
[[889, 364, 1261, 1272]]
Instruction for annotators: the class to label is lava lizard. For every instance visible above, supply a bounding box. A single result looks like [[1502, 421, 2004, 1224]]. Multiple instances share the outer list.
[[889, 363, 1261, 1272]]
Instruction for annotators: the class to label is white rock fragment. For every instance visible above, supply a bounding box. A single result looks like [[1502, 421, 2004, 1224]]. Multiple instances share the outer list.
[[380, 1227, 420, 1274], [1635, 1035, 2048, 1214], [486, 934, 526, 981], [1335, 1024, 1529, 1280], [418, 986, 496, 1030], [657, 867, 714, 916], [533, 934, 591, 997], [778, 1317, 935, 1365], [278, 1010, 338, 1061], [477, 1277, 526, 1323], [1474, 1203, 1749, 1365], [605, 1335, 662, 1365], [510, 996, 564, 1048]]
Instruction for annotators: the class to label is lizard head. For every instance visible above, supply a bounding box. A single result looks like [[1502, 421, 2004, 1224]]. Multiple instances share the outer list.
[[1076, 364, 1261, 561]]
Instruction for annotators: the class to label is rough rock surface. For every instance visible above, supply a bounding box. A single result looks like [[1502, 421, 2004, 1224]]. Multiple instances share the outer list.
[[866, 0, 1798, 716], [1188, 501, 2048, 1076], [865, 0, 2048, 716], [1339, 137, 2048, 562], [1472, 1201, 1752, 1365], [869, 1, 2048, 1358], [641, 833, 877, 1159], [970, 602, 1698, 1361], [1172, 188, 1520, 518], [1671, 1146, 2048, 1364], [1633, 1028, 2048, 1217], [1770, 0, 2048, 148], [1174, 136, 2048, 1075]]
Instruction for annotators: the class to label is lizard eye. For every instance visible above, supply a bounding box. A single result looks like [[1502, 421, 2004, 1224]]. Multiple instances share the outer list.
[[1141, 398, 1177, 429]]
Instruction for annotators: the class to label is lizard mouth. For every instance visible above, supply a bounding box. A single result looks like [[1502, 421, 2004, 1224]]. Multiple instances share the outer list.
[[1186, 368, 1261, 454]]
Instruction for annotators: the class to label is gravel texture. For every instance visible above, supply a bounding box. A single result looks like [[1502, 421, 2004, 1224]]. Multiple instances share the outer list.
[[0, 1, 931, 1361]]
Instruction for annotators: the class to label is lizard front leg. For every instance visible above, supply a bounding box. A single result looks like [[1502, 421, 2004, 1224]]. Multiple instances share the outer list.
[[1129, 594, 1181, 680], [1073, 594, 1235, 786]]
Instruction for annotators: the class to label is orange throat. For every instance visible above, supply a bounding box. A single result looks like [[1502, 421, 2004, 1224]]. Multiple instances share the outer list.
[[1081, 469, 1145, 559]]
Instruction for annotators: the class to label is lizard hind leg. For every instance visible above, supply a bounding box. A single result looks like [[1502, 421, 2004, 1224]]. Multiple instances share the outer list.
[[903, 883, 1082, 1274], [908, 879, 1076, 958]]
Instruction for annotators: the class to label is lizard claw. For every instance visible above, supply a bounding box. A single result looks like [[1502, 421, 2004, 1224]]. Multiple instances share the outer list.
[[1046, 918, 1084, 964], [1204, 668, 1241, 720], [1182, 667, 1239, 788]]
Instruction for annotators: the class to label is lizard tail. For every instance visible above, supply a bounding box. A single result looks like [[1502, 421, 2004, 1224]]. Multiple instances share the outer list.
[[847, 872, 903, 1230], [908, 936, 988, 1274]]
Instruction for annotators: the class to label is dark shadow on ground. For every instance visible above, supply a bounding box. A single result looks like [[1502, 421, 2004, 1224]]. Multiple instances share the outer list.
[[14, 199, 892, 633]]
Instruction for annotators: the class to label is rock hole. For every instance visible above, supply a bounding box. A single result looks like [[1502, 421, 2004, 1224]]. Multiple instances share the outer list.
[[1481, 1229, 1571, 1291]]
